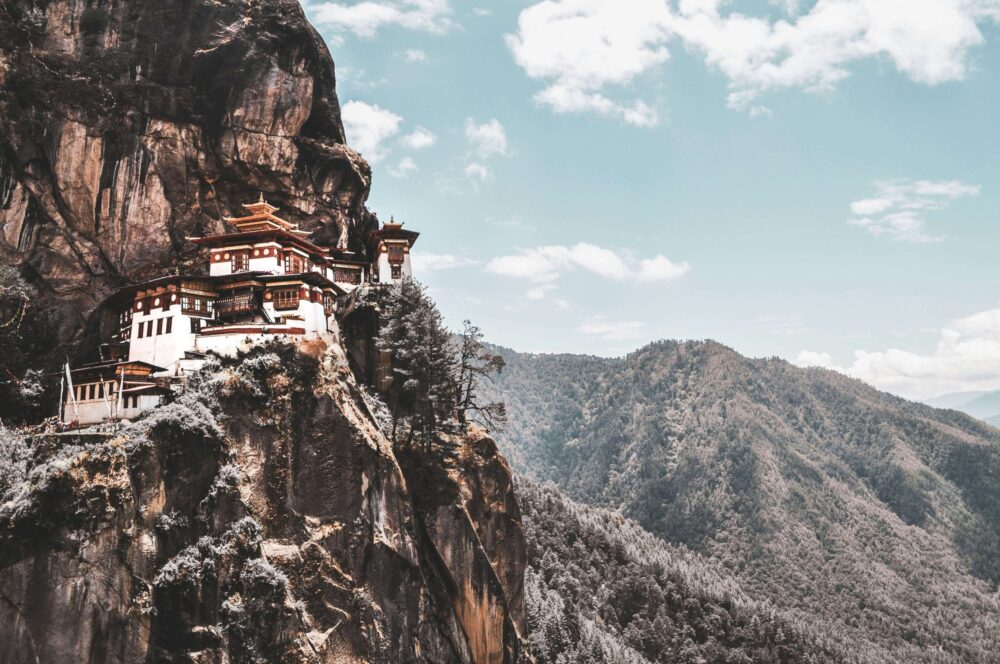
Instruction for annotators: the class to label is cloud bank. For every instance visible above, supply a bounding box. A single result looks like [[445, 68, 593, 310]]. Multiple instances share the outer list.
[[848, 179, 980, 242], [796, 307, 1000, 400], [506, 0, 1000, 123], [487, 242, 690, 283]]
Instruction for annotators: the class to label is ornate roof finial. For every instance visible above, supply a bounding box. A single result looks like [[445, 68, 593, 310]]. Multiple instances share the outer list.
[[257, 191, 266, 204]]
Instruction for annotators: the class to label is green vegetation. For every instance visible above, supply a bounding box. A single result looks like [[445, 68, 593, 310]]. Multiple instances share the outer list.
[[521, 480, 845, 663], [492, 340, 1000, 662]]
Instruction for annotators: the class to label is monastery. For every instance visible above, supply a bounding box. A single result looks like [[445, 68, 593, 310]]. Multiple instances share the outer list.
[[60, 199, 419, 427]]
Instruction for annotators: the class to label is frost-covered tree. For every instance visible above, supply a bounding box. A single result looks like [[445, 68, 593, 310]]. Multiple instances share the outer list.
[[377, 279, 457, 448], [0, 267, 53, 424]]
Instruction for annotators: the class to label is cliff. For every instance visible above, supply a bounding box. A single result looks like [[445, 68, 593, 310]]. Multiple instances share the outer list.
[[0, 1, 528, 661], [0, 343, 525, 663], [0, 0, 374, 341]]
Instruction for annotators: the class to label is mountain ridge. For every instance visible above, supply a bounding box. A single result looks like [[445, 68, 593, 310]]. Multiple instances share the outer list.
[[488, 338, 1000, 662]]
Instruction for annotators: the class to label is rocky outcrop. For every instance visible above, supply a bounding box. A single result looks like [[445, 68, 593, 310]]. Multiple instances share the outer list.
[[421, 433, 527, 664], [0, 344, 526, 663], [0, 0, 375, 341]]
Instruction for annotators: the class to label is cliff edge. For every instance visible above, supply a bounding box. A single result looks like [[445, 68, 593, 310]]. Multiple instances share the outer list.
[[0, 343, 525, 662]]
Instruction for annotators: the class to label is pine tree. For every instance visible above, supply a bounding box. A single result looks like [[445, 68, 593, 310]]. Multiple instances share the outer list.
[[376, 279, 457, 449]]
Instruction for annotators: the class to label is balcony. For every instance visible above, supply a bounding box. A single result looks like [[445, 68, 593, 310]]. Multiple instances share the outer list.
[[215, 293, 257, 319]]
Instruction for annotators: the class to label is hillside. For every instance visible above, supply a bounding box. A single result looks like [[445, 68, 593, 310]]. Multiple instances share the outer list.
[[520, 479, 848, 663], [490, 340, 1000, 662]]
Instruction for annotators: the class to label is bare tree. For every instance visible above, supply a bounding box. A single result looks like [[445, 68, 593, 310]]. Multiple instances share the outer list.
[[0, 266, 32, 335], [455, 320, 507, 432]]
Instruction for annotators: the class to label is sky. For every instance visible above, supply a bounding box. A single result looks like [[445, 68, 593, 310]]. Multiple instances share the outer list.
[[301, 0, 1000, 401]]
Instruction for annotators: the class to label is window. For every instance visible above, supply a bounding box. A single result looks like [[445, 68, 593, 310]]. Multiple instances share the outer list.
[[232, 251, 249, 273], [190, 318, 201, 334], [88, 384, 96, 400], [334, 268, 361, 285], [97, 383, 104, 399], [273, 288, 299, 310], [156, 318, 163, 335], [147, 320, 154, 337], [387, 244, 404, 257], [391, 265, 402, 280], [284, 253, 305, 274], [137, 322, 144, 339], [323, 293, 337, 315], [165, 316, 172, 334]]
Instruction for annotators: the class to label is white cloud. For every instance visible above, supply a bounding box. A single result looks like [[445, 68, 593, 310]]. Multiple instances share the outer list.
[[411, 252, 479, 272], [388, 156, 419, 177], [506, 0, 1000, 119], [637, 255, 692, 282], [794, 350, 836, 368], [400, 127, 436, 149], [486, 242, 690, 284], [403, 48, 427, 62], [525, 284, 557, 300], [795, 307, 1000, 400], [465, 162, 492, 181], [672, 0, 999, 110], [577, 316, 648, 341], [465, 118, 509, 157], [847, 178, 980, 242], [341, 101, 402, 163], [505, 0, 670, 126], [307, 0, 454, 39]]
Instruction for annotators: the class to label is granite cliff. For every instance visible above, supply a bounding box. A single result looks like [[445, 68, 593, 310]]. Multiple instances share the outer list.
[[0, 2, 527, 662], [0, 344, 526, 662], [0, 0, 374, 341]]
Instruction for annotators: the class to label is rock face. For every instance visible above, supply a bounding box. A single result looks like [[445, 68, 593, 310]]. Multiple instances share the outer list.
[[0, 0, 374, 340], [0, 345, 526, 663], [0, 2, 528, 661]]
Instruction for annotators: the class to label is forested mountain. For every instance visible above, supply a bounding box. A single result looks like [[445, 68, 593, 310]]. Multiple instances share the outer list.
[[521, 480, 847, 663], [491, 340, 1000, 662]]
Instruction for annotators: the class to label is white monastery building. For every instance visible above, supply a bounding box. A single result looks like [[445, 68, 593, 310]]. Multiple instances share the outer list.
[[62, 198, 419, 427]]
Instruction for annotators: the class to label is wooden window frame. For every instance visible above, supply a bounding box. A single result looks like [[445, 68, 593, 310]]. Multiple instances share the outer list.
[[273, 288, 300, 311], [232, 251, 249, 273]]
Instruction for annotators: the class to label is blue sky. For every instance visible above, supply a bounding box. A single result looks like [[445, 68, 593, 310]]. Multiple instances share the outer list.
[[302, 0, 1000, 400]]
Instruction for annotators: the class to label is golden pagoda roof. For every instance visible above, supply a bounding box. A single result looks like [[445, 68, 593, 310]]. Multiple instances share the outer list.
[[223, 196, 307, 235]]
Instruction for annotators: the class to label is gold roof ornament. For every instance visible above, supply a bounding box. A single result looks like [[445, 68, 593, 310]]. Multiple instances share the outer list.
[[221, 197, 304, 234]]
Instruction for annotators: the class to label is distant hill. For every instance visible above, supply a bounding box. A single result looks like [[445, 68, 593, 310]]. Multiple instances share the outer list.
[[490, 340, 1000, 662], [925, 390, 1000, 422], [925, 390, 992, 410]]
